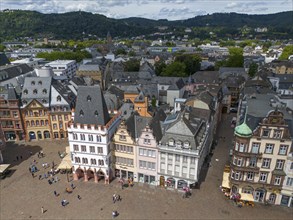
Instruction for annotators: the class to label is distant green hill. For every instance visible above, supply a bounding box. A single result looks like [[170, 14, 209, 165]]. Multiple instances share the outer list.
[[0, 10, 292, 40]]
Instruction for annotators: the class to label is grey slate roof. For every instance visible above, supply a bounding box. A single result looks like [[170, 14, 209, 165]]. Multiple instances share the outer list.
[[51, 80, 76, 108], [78, 64, 100, 71], [0, 87, 17, 100], [21, 77, 52, 106], [191, 71, 220, 84], [74, 85, 110, 125], [0, 64, 34, 82], [219, 67, 248, 80], [134, 115, 152, 139], [0, 53, 10, 66], [149, 108, 167, 142], [239, 93, 293, 137]]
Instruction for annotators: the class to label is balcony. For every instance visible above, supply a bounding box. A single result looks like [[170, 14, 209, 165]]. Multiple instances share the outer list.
[[233, 149, 262, 158], [230, 163, 260, 173]]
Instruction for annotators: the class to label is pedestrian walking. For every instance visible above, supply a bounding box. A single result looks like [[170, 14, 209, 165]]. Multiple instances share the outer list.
[[31, 172, 34, 178], [77, 195, 81, 200], [71, 183, 74, 189], [38, 174, 42, 180], [121, 182, 124, 190], [55, 176, 59, 182], [41, 206, 44, 214], [117, 195, 121, 202]]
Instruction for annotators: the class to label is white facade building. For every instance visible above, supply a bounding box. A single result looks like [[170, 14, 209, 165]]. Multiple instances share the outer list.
[[68, 86, 121, 184], [46, 60, 77, 78]]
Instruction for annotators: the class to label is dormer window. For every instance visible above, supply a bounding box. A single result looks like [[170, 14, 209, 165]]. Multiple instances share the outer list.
[[23, 89, 28, 95], [169, 139, 174, 146], [38, 81, 42, 85], [22, 100, 27, 105], [79, 110, 84, 117], [31, 81, 35, 86], [176, 141, 182, 148], [57, 95, 61, 102], [87, 95, 92, 102], [94, 110, 99, 117], [42, 99, 47, 104], [184, 141, 190, 148], [42, 89, 47, 94], [33, 89, 38, 94]]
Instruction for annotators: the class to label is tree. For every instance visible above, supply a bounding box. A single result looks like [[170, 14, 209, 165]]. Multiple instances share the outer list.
[[124, 59, 140, 71], [0, 44, 6, 52], [248, 62, 258, 77], [226, 47, 243, 67], [279, 45, 293, 60], [161, 61, 186, 77], [154, 60, 166, 76], [36, 50, 92, 62], [175, 54, 201, 75], [115, 48, 126, 56]]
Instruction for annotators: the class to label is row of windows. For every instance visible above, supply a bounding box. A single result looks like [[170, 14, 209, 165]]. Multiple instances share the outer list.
[[74, 157, 104, 165], [161, 153, 196, 164], [160, 163, 194, 174], [25, 110, 47, 117], [232, 157, 285, 170], [235, 142, 288, 155], [139, 160, 155, 170], [72, 133, 102, 142], [139, 148, 156, 158], [168, 139, 190, 149], [52, 115, 69, 121], [115, 144, 133, 153], [53, 123, 67, 130], [262, 129, 284, 139], [26, 120, 49, 127], [115, 157, 133, 166], [231, 170, 282, 185], [73, 145, 103, 154]]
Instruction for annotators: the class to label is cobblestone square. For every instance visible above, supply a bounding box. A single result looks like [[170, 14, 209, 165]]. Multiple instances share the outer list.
[[0, 114, 292, 219]]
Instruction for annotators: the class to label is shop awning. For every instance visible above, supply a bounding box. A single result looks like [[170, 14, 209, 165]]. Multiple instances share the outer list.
[[0, 164, 10, 173], [57, 154, 72, 170], [240, 193, 254, 202], [221, 172, 230, 189]]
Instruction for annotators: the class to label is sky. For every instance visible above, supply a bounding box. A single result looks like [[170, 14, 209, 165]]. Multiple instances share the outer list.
[[1, 0, 292, 20]]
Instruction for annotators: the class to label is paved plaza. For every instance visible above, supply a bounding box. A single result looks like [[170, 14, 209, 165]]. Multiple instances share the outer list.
[[1, 114, 292, 220]]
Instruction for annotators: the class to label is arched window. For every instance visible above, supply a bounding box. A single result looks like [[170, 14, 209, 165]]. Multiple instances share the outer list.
[[31, 120, 35, 126], [184, 141, 190, 148], [268, 193, 276, 204], [33, 89, 38, 94], [91, 159, 97, 165], [38, 81, 42, 85], [42, 89, 47, 94], [176, 140, 182, 148], [26, 121, 30, 127], [40, 120, 44, 126], [169, 139, 174, 146], [57, 95, 61, 102], [80, 110, 84, 117], [87, 95, 91, 102], [23, 89, 28, 95], [36, 120, 39, 126], [75, 157, 81, 163], [31, 81, 35, 86]]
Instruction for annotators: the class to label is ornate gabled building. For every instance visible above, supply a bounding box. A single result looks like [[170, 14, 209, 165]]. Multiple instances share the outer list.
[[21, 77, 52, 141], [0, 87, 24, 141], [230, 95, 292, 205], [112, 113, 147, 182], [50, 81, 76, 139], [68, 85, 121, 184], [158, 109, 211, 189]]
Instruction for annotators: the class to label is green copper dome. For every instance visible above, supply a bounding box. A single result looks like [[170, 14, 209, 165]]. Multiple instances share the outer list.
[[234, 122, 252, 137]]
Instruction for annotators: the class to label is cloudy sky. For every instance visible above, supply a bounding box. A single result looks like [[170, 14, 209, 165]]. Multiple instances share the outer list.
[[1, 0, 292, 20]]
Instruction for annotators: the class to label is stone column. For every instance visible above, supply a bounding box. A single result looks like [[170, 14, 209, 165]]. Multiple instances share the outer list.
[[73, 171, 78, 181], [84, 168, 88, 182], [94, 172, 98, 183]]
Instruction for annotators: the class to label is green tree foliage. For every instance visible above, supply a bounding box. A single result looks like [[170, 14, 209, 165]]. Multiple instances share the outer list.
[[154, 60, 167, 76], [279, 45, 293, 60], [128, 50, 136, 57], [175, 54, 201, 75], [115, 48, 127, 56], [36, 50, 92, 62], [0, 44, 6, 52], [161, 62, 186, 77], [248, 62, 258, 77], [226, 47, 244, 67], [124, 59, 140, 71]]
